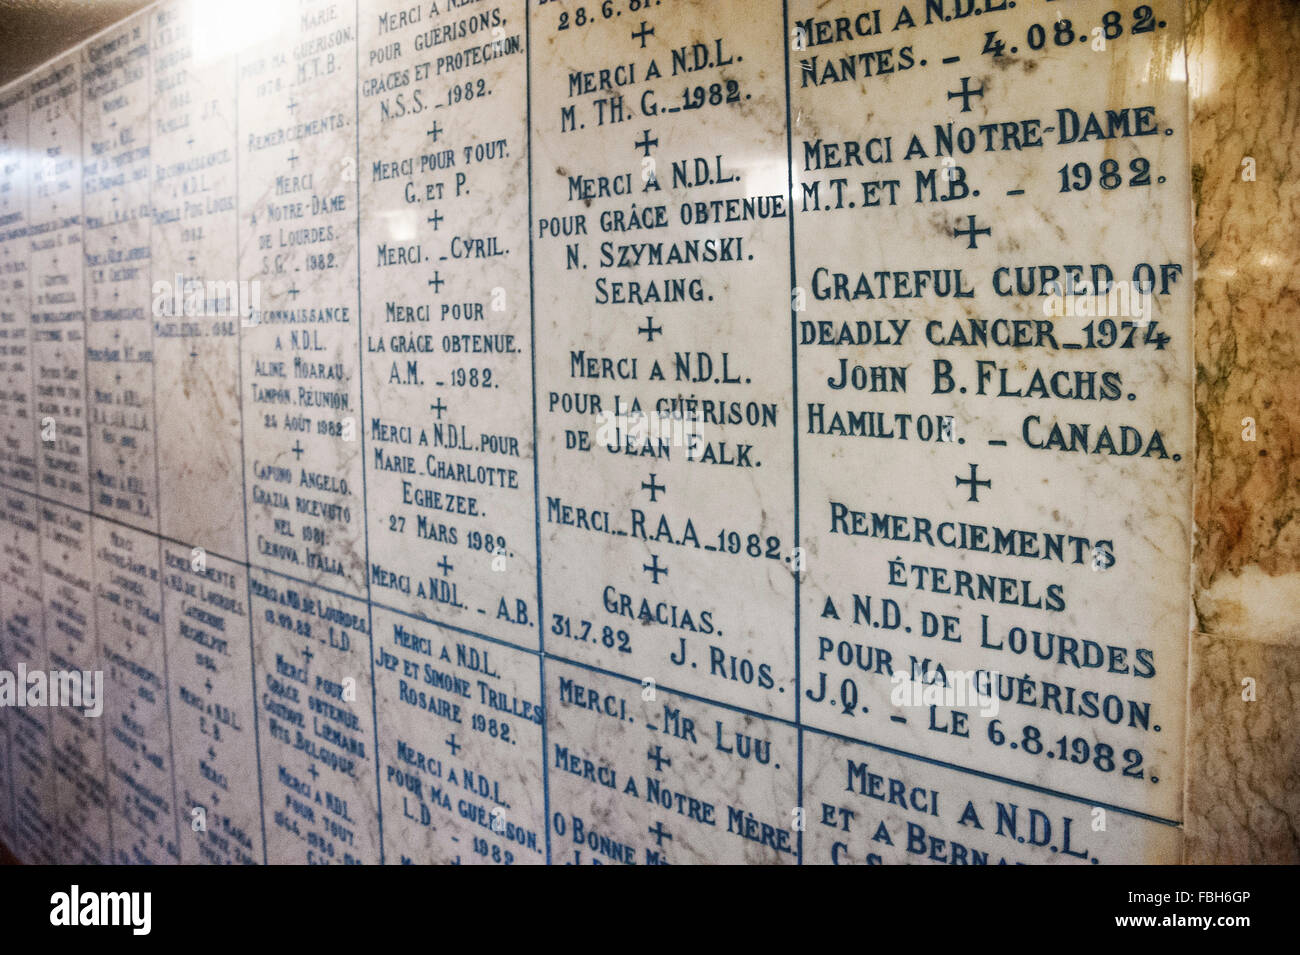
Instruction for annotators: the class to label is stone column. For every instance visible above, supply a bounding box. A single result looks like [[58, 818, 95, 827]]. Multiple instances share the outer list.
[[1185, 0, 1300, 864]]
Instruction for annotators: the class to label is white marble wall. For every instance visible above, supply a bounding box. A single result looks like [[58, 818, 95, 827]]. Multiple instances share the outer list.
[[0, 0, 1291, 865]]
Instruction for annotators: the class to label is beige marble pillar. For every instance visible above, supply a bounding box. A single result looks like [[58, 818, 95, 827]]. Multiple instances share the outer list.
[[1185, 0, 1300, 863]]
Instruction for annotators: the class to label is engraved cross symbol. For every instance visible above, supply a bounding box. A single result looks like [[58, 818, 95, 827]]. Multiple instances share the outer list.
[[427, 208, 444, 231], [287, 150, 300, 166], [641, 472, 665, 502], [286, 97, 298, 114], [436, 555, 454, 576], [953, 214, 991, 249], [955, 463, 991, 502], [308, 763, 319, 780], [643, 553, 668, 584], [445, 734, 462, 756], [637, 315, 662, 342], [286, 283, 301, 299], [428, 270, 445, 293], [430, 398, 447, 419], [291, 440, 305, 460], [648, 821, 673, 847], [204, 679, 213, 693], [301, 643, 314, 664], [646, 745, 672, 771], [633, 129, 658, 158], [631, 20, 655, 48], [426, 120, 443, 141], [947, 76, 984, 113]]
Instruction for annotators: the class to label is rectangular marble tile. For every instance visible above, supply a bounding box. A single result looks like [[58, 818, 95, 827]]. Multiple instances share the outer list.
[[93, 516, 181, 863], [357, 0, 541, 648], [0, 493, 27, 849], [0, 85, 36, 491], [372, 608, 545, 864], [30, 53, 91, 511], [84, 14, 159, 530], [159, 537, 261, 867], [530, 0, 800, 720], [0, 490, 56, 863], [40, 499, 110, 862], [803, 729, 1181, 864], [546, 659, 798, 864], [789, 0, 1194, 831], [1185, 630, 1300, 864], [150, 0, 248, 559], [237, 0, 368, 595], [160, 539, 264, 864], [250, 570, 380, 863]]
